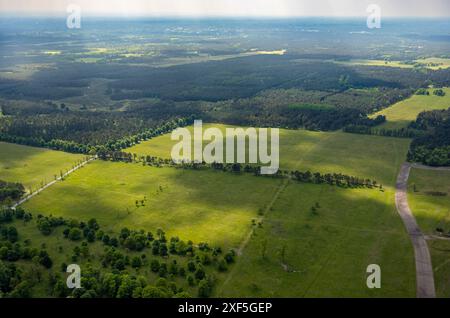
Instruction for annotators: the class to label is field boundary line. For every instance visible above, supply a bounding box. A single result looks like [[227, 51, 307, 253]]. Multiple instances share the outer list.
[[216, 178, 288, 295], [410, 163, 450, 172], [11, 156, 97, 209], [238, 178, 288, 256], [217, 133, 335, 296], [395, 162, 436, 298], [301, 228, 351, 297]]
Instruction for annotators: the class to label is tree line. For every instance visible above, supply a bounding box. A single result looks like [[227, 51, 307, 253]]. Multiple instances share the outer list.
[[343, 125, 422, 138], [0, 117, 193, 155], [97, 152, 380, 190]]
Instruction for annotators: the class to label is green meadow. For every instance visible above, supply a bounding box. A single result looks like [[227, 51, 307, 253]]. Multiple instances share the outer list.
[[126, 124, 410, 187], [427, 239, 450, 298], [407, 168, 450, 298], [21, 126, 416, 297], [371, 88, 450, 130], [2, 124, 417, 297], [337, 58, 450, 71], [0, 142, 85, 190], [408, 168, 450, 234], [21, 158, 416, 297], [218, 182, 415, 297], [23, 160, 282, 250]]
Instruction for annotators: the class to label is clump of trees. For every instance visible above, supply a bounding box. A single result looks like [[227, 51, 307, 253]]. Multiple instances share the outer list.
[[415, 88, 430, 96], [0, 207, 52, 298], [0, 206, 232, 298], [433, 89, 446, 97], [0, 181, 25, 203]]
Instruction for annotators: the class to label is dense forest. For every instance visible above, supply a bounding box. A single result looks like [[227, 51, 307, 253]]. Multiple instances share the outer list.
[[408, 108, 450, 166], [0, 117, 192, 154], [0, 56, 432, 102]]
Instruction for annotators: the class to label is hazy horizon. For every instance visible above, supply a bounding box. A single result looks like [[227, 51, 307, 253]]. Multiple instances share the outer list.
[[1, 0, 450, 18]]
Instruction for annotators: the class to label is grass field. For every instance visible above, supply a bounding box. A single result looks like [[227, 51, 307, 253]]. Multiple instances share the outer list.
[[0, 142, 85, 191], [427, 239, 450, 298], [337, 59, 413, 69], [337, 58, 450, 71], [19, 123, 415, 297], [408, 169, 450, 234], [418, 58, 450, 70], [371, 88, 450, 130], [126, 124, 410, 187], [407, 168, 450, 298], [23, 160, 282, 250], [218, 182, 415, 297], [22, 159, 416, 297], [4, 121, 416, 297]]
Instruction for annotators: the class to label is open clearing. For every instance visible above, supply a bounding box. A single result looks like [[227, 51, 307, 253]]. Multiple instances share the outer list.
[[8, 123, 417, 297], [23, 160, 282, 250], [22, 159, 416, 297], [126, 124, 410, 187], [408, 168, 450, 298], [20, 126, 416, 297], [408, 168, 450, 234], [0, 142, 85, 191], [337, 58, 450, 71], [371, 88, 450, 130]]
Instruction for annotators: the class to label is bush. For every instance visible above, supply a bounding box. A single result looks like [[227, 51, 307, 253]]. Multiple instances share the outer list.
[[68, 228, 82, 241], [198, 279, 213, 298], [38, 250, 53, 268], [131, 256, 142, 269], [150, 259, 160, 272], [433, 89, 446, 96]]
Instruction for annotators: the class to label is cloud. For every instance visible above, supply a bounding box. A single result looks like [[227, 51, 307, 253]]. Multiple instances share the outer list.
[[1, 0, 449, 17]]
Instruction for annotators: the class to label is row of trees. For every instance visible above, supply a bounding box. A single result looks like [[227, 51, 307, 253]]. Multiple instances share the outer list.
[[0, 133, 92, 154], [103, 117, 193, 151], [99, 151, 379, 189], [289, 170, 380, 188], [343, 125, 421, 138], [0, 208, 52, 297], [0, 117, 192, 156]]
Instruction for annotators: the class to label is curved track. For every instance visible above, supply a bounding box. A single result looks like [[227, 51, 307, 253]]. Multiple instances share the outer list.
[[395, 163, 435, 298]]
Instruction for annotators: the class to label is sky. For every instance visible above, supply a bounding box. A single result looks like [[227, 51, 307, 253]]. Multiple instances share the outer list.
[[1, 0, 450, 18]]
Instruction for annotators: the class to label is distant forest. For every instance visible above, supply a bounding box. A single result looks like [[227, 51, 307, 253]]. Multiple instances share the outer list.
[[0, 55, 440, 147], [1, 23, 450, 165]]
